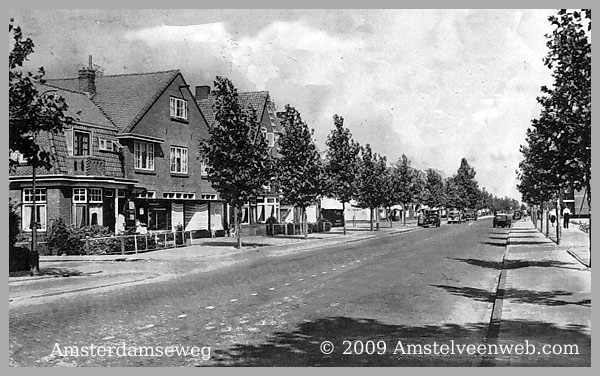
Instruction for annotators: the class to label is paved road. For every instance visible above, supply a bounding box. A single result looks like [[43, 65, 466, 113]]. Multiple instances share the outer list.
[[9, 219, 563, 366]]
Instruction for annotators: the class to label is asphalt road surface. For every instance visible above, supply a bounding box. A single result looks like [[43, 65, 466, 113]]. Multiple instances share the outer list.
[[9, 219, 575, 366]]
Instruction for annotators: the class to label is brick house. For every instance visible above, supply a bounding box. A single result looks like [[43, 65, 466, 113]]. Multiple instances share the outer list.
[[9, 62, 225, 240], [196, 86, 282, 234]]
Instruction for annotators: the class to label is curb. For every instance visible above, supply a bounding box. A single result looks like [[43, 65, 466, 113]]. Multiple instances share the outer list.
[[566, 249, 591, 269], [38, 227, 420, 262]]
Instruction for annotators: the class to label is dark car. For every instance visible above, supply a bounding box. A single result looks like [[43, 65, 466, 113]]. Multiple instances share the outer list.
[[321, 209, 345, 227], [513, 211, 522, 220], [493, 213, 512, 228], [447, 209, 462, 224], [464, 209, 478, 221], [419, 210, 441, 228]]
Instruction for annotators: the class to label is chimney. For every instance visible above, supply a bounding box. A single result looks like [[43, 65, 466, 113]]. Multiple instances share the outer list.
[[195, 85, 211, 101], [78, 55, 96, 97]]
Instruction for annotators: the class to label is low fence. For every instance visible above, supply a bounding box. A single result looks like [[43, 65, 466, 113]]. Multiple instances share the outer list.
[[81, 229, 229, 255], [266, 221, 332, 236]]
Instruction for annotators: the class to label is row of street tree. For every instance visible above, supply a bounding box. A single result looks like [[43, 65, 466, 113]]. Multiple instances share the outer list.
[[516, 9, 591, 265], [202, 76, 520, 248]]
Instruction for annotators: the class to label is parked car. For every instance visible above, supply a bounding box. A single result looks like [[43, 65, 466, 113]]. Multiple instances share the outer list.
[[321, 209, 345, 227], [493, 213, 512, 228], [419, 210, 441, 228], [447, 209, 462, 224], [464, 209, 477, 221]]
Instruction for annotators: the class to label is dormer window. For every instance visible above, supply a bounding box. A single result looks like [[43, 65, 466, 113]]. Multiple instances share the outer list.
[[74, 131, 90, 156], [266, 132, 275, 147], [170, 97, 188, 121]]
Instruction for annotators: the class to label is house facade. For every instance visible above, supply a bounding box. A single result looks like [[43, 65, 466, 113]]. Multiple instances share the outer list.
[[9, 62, 226, 240]]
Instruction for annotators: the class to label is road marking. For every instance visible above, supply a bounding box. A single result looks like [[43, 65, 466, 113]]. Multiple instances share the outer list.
[[341, 265, 345, 268], [140, 324, 155, 330], [321, 271, 327, 274], [311, 275, 317, 277], [268, 287, 275, 290], [230, 298, 238, 302], [332, 268, 336, 271], [298, 278, 304, 281], [177, 314, 187, 318], [251, 293, 258, 296], [205, 306, 215, 310], [285, 283, 290, 286], [102, 336, 115, 341], [356, 260, 361, 263]]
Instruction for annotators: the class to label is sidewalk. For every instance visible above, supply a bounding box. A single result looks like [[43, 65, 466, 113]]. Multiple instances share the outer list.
[[492, 220, 591, 366], [9, 222, 419, 306]]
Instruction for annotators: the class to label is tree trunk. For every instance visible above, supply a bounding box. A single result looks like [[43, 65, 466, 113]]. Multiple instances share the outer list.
[[556, 192, 561, 245], [303, 207, 308, 240], [370, 208, 373, 231], [342, 201, 347, 235], [388, 207, 393, 228], [235, 205, 242, 249], [403, 203, 407, 226], [586, 182, 591, 267], [545, 201, 549, 238]]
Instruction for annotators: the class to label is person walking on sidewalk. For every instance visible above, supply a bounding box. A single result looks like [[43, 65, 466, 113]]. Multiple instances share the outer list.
[[549, 208, 557, 227], [562, 206, 571, 229]]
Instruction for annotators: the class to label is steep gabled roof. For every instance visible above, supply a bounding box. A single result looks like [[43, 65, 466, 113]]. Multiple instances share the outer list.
[[47, 70, 180, 133], [37, 83, 115, 129], [197, 90, 270, 128]]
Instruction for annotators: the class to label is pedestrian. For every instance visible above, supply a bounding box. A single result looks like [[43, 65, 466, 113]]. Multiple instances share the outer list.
[[549, 208, 556, 227], [29, 249, 40, 277], [562, 206, 571, 229]]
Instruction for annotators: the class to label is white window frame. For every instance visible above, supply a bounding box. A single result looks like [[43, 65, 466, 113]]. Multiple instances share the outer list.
[[73, 188, 87, 203], [266, 132, 275, 147], [169, 97, 188, 121], [22, 188, 47, 232], [170, 146, 188, 174], [98, 138, 114, 152], [134, 141, 155, 171], [89, 188, 103, 203]]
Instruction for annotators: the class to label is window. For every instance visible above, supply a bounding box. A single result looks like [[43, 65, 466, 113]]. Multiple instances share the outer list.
[[266, 132, 275, 147], [71, 188, 104, 227], [170, 146, 188, 174], [73, 188, 87, 203], [134, 141, 154, 171], [136, 191, 156, 199], [98, 138, 114, 151], [170, 97, 188, 120], [89, 188, 103, 203], [200, 160, 208, 177], [74, 131, 91, 156], [201, 194, 217, 200], [22, 188, 47, 231]]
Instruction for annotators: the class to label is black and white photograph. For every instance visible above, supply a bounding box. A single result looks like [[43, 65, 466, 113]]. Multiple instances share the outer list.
[[8, 8, 591, 367]]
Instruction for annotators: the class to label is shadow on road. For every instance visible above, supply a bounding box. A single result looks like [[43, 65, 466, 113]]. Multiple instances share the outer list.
[[505, 288, 591, 307], [208, 316, 590, 366], [479, 241, 506, 248], [450, 258, 572, 271]]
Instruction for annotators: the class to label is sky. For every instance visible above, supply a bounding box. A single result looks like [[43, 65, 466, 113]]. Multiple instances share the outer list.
[[9, 9, 558, 200]]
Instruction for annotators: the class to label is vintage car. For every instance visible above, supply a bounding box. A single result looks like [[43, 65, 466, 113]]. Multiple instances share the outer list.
[[493, 213, 512, 228], [447, 209, 462, 224], [418, 210, 441, 228], [464, 209, 478, 221]]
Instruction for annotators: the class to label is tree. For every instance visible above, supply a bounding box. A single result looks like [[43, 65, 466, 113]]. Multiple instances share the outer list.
[[453, 158, 481, 209], [277, 105, 324, 239], [9, 19, 75, 256], [423, 169, 446, 211], [9, 19, 74, 172], [355, 144, 388, 231], [201, 76, 274, 249], [324, 115, 361, 235], [517, 9, 591, 257], [394, 155, 420, 226]]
